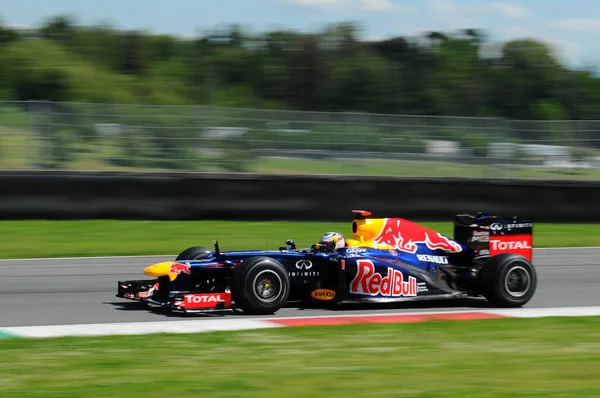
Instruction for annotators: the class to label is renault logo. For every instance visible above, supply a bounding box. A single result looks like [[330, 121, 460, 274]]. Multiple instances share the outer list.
[[295, 260, 313, 270]]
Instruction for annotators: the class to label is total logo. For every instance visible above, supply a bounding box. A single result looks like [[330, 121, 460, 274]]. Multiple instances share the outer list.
[[489, 234, 533, 261], [491, 240, 532, 250], [178, 293, 232, 309], [350, 259, 417, 297], [416, 254, 448, 264], [185, 295, 225, 304]]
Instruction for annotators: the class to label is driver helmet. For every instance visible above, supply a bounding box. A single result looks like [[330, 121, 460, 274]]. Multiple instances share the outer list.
[[319, 232, 346, 250]]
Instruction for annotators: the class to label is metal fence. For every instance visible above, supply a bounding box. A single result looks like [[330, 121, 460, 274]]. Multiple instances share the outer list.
[[1, 100, 599, 179]]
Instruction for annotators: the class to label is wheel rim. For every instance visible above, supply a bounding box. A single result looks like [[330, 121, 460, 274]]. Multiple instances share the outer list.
[[253, 270, 283, 303], [504, 265, 531, 298]]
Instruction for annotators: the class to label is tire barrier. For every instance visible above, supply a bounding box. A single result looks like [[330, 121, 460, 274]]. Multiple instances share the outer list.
[[0, 171, 598, 222]]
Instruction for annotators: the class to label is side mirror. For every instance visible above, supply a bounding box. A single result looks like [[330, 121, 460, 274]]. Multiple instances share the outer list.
[[286, 239, 296, 250]]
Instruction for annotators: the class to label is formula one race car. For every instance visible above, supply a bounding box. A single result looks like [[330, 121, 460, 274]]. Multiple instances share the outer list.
[[116, 210, 537, 315]]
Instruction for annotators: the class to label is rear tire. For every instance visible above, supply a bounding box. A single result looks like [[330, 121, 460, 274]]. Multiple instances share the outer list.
[[479, 253, 537, 307], [231, 256, 290, 315], [176, 246, 212, 261]]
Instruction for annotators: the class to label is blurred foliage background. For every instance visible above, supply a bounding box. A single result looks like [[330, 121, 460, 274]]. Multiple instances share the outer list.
[[1, 15, 599, 120]]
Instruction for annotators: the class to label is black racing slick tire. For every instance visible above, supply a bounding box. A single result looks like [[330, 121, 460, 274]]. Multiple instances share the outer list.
[[230, 256, 290, 315], [175, 246, 212, 261], [479, 253, 537, 308]]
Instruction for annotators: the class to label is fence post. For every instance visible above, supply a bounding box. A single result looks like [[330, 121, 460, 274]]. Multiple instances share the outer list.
[[26, 100, 44, 169], [24, 100, 33, 169]]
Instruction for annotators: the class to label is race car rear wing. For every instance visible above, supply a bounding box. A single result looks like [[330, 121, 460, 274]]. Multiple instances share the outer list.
[[453, 213, 533, 261]]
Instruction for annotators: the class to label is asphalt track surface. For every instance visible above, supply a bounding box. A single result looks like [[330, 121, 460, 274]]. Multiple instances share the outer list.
[[1, 248, 599, 327]]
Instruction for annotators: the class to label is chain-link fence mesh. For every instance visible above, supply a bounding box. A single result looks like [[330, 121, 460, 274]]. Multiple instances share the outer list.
[[1, 100, 599, 178]]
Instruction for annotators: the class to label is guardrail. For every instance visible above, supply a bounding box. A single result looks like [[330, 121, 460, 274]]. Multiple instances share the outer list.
[[1, 171, 598, 222]]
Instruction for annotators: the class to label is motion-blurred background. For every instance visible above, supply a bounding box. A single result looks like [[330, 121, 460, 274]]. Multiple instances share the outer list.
[[2, 5, 600, 398], [1, 0, 599, 179]]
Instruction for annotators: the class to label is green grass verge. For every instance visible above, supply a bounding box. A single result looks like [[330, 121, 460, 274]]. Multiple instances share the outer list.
[[256, 156, 600, 179], [1, 220, 599, 259], [1, 317, 600, 397]]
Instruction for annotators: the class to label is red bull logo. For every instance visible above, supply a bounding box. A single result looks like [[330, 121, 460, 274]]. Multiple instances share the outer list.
[[373, 218, 462, 254], [350, 260, 417, 297], [169, 262, 191, 275]]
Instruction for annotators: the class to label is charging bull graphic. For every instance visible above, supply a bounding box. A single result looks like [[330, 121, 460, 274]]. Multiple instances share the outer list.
[[169, 262, 191, 275], [373, 218, 463, 254]]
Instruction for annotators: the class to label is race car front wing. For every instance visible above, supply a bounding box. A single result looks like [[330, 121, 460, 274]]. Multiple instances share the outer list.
[[117, 279, 234, 313]]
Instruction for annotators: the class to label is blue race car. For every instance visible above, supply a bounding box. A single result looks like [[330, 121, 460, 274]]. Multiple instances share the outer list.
[[116, 210, 537, 315]]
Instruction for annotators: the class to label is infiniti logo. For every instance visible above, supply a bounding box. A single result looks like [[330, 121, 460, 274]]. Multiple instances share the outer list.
[[490, 223, 503, 231], [295, 260, 313, 270]]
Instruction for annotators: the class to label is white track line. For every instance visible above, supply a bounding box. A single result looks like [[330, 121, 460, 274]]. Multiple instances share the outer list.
[[2, 306, 600, 339], [487, 306, 600, 318], [0, 319, 281, 338]]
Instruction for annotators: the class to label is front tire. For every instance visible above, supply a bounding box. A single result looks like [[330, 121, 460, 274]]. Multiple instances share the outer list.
[[176, 246, 212, 261], [231, 256, 290, 315], [479, 253, 537, 307]]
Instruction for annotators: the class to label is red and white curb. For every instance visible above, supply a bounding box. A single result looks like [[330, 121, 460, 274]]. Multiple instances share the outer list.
[[1, 306, 600, 339]]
